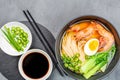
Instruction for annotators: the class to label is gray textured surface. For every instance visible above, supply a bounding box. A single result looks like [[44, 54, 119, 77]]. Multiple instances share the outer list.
[[0, 0, 120, 80]]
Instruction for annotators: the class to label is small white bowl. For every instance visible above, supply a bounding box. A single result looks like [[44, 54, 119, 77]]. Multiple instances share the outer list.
[[18, 49, 53, 80], [0, 22, 32, 56]]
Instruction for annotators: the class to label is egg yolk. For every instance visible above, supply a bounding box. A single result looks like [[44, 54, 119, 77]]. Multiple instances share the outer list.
[[89, 40, 99, 51]]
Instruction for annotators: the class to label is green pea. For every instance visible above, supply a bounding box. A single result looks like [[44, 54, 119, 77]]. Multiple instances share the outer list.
[[63, 58, 68, 63], [11, 29, 15, 33], [23, 44, 27, 47], [15, 31, 20, 35], [64, 63, 69, 68], [74, 58, 78, 61], [67, 57, 71, 61], [23, 37, 27, 41], [76, 53, 80, 57], [20, 29, 24, 33], [77, 60, 81, 64], [26, 40, 29, 43], [19, 44, 23, 47], [17, 39, 21, 43], [69, 63, 73, 67], [72, 62, 76, 67], [75, 65, 80, 71], [12, 27, 16, 30], [68, 66, 74, 71], [20, 34, 23, 38], [16, 27, 21, 31], [23, 33, 28, 38]]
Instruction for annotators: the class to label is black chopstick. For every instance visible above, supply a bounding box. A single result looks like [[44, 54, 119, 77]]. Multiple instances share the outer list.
[[23, 10, 57, 64], [23, 10, 56, 60], [27, 10, 55, 56], [23, 10, 65, 76]]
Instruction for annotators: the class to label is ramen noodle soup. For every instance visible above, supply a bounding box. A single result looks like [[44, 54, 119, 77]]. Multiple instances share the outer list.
[[61, 20, 116, 79]]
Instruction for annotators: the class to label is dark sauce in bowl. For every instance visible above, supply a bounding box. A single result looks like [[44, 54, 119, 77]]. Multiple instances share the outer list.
[[22, 52, 49, 79]]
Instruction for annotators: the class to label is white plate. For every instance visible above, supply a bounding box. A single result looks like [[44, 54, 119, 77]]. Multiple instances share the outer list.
[[0, 22, 32, 56]]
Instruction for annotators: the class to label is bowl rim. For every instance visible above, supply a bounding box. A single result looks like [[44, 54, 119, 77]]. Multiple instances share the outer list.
[[55, 15, 120, 80]]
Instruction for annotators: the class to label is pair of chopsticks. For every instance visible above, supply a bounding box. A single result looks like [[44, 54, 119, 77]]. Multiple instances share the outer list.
[[23, 10, 65, 76]]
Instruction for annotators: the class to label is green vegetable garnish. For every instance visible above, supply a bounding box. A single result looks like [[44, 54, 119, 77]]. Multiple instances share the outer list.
[[61, 45, 116, 79], [81, 45, 116, 79], [83, 61, 107, 79], [62, 53, 81, 73], [1, 26, 29, 52]]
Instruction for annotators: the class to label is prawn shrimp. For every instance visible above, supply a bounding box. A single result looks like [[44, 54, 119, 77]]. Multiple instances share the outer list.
[[67, 21, 90, 32], [74, 21, 96, 40], [96, 23, 115, 51]]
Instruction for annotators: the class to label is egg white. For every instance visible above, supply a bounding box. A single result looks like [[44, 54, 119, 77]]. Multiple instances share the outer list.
[[84, 38, 99, 56]]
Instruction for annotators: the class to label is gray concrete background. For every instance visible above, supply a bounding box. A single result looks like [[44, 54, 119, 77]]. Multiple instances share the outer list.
[[0, 0, 120, 80]]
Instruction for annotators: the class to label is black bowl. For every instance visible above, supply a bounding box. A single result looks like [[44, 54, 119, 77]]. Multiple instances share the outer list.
[[55, 15, 120, 80]]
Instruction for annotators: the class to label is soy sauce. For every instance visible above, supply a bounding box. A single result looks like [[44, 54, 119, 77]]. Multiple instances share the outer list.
[[23, 52, 49, 79]]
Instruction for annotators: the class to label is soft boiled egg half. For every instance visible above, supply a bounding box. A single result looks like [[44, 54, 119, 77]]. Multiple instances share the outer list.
[[84, 38, 99, 56]]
